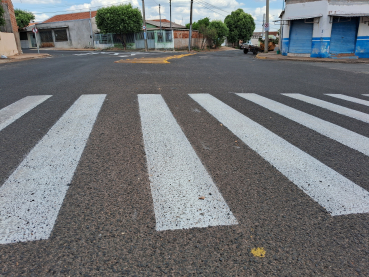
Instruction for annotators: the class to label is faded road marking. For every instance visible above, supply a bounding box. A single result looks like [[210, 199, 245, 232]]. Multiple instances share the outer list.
[[0, 94, 106, 244], [326, 94, 369, 107], [0, 95, 51, 132], [138, 94, 237, 231], [238, 93, 369, 156], [190, 94, 369, 216], [283, 93, 369, 124]]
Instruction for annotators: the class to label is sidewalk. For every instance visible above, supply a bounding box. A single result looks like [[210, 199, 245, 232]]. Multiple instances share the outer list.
[[256, 51, 369, 63], [0, 53, 51, 64]]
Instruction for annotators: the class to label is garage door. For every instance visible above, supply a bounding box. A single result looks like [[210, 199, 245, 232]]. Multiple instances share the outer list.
[[330, 17, 359, 54], [289, 20, 313, 54]]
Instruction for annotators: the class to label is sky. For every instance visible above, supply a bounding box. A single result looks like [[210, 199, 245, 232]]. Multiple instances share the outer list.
[[13, 0, 284, 32]]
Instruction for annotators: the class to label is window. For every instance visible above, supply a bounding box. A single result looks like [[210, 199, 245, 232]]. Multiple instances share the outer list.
[[165, 30, 172, 42], [54, 29, 68, 42], [157, 32, 164, 42], [19, 32, 28, 40], [40, 30, 53, 42]]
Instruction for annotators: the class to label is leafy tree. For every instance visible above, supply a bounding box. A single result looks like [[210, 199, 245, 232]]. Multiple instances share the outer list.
[[14, 9, 35, 29], [186, 17, 211, 49], [209, 20, 228, 48], [186, 17, 210, 31], [96, 4, 142, 49], [225, 9, 255, 47], [0, 5, 5, 27]]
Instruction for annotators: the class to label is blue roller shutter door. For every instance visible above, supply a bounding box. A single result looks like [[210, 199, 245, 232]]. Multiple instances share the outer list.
[[289, 20, 313, 54], [330, 17, 359, 54]]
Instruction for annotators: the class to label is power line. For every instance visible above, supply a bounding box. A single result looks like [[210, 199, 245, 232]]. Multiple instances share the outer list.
[[31, 0, 131, 14]]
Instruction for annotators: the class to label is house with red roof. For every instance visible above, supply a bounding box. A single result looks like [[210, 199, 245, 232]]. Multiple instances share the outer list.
[[20, 10, 201, 50], [22, 11, 98, 49]]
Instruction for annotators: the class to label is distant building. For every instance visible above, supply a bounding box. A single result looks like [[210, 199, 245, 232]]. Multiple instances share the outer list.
[[279, 0, 369, 59], [22, 11, 98, 49]]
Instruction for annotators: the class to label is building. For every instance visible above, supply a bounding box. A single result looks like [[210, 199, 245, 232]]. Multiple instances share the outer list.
[[250, 31, 279, 46], [0, 0, 21, 56], [279, 0, 369, 58], [22, 11, 98, 49]]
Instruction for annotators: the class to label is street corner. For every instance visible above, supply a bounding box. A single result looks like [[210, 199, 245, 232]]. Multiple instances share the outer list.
[[0, 53, 51, 64]]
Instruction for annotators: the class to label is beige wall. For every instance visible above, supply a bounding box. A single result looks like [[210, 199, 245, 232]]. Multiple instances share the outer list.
[[0, 32, 19, 56]]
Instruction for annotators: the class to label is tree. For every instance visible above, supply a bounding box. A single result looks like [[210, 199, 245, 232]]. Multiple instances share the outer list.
[[0, 5, 5, 27], [96, 4, 142, 49], [14, 9, 35, 29], [209, 20, 228, 48], [225, 9, 255, 47], [186, 17, 210, 31]]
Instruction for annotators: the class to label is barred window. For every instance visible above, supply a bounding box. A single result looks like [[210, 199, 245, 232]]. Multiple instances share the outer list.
[[157, 32, 164, 42], [165, 31, 172, 42], [54, 29, 68, 42], [40, 30, 53, 42]]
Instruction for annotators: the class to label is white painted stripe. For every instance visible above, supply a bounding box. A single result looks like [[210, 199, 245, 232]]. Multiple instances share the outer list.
[[363, 94, 369, 97], [326, 94, 369, 107], [190, 94, 369, 216], [0, 95, 52, 132], [138, 94, 237, 231], [0, 94, 106, 244], [237, 93, 369, 156], [282, 93, 369, 123], [282, 94, 369, 124]]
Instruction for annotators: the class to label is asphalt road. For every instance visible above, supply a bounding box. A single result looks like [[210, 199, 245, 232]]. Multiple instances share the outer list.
[[1, 49, 369, 276]]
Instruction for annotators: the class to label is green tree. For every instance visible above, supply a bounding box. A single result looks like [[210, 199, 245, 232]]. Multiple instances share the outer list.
[[224, 9, 255, 47], [209, 20, 228, 48], [186, 17, 210, 31], [0, 5, 6, 27], [96, 4, 142, 49], [14, 9, 35, 29]]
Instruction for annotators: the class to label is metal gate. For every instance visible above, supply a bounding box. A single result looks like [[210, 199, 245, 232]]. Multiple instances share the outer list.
[[330, 17, 359, 54], [135, 31, 155, 49], [289, 19, 313, 54]]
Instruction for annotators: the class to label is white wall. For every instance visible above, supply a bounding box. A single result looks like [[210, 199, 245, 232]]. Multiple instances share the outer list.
[[0, 32, 18, 56]]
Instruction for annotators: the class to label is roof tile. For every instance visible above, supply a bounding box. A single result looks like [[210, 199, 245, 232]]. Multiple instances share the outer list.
[[43, 11, 97, 23]]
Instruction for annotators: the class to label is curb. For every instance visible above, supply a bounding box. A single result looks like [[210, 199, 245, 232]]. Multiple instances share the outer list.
[[256, 54, 369, 64], [0, 54, 51, 64]]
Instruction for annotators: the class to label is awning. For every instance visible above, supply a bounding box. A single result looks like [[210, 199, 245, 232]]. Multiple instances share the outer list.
[[274, 14, 323, 25], [283, 14, 323, 20], [329, 14, 369, 17]]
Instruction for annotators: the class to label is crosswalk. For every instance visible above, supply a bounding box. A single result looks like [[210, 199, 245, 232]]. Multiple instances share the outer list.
[[0, 93, 369, 244], [73, 52, 152, 58]]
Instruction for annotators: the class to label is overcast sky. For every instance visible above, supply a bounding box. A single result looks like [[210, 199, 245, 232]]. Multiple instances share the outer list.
[[13, 0, 284, 32]]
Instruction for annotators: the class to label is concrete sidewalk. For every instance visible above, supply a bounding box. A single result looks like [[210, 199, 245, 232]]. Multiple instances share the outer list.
[[0, 53, 51, 64], [256, 51, 369, 63]]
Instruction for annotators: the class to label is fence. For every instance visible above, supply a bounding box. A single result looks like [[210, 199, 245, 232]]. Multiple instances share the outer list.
[[94, 30, 174, 50]]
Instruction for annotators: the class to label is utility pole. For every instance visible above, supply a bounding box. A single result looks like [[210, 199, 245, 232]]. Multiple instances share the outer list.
[[142, 0, 148, 51], [159, 4, 161, 32], [170, 0, 172, 30], [264, 0, 269, 53], [262, 14, 265, 39], [189, 0, 193, 51], [89, 9, 93, 47]]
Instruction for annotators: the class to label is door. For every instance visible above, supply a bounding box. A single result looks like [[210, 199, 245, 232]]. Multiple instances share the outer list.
[[30, 33, 37, 48], [289, 19, 313, 54], [330, 17, 359, 54]]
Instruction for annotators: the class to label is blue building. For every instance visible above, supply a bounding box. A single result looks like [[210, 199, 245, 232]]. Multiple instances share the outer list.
[[279, 0, 369, 59]]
